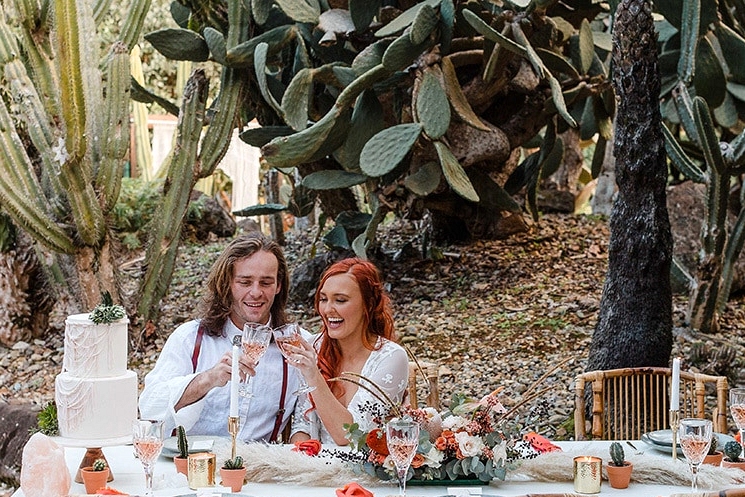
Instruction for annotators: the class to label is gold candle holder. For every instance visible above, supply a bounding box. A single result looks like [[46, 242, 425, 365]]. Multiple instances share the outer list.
[[573, 456, 602, 494], [670, 409, 680, 461], [228, 415, 239, 460], [187, 452, 216, 489]]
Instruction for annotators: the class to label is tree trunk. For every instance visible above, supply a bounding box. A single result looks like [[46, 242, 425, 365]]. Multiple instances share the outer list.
[[587, 0, 673, 371], [74, 236, 121, 310]]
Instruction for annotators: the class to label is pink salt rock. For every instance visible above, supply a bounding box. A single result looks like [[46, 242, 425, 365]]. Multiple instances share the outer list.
[[20, 433, 71, 497]]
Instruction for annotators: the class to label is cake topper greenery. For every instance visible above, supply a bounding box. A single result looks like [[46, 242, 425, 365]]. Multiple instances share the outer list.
[[89, 291, 126, 324]]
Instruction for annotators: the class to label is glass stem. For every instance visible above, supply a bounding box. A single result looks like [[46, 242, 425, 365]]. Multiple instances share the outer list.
[[398, 467, 407, 497], [144, 463, 154, 497], [690, 463, 699, 491]]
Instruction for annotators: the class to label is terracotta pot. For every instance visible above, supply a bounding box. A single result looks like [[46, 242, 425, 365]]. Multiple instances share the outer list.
[[219, 467, 247, 492], [80, 467, 110, 494], [722, 459, 745, 471], [704, 451, 723, 466], [174, 456, 188, 475], [606, 461, 633, 489]]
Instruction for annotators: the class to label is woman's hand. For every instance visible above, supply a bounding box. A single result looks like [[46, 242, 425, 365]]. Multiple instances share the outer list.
[[285, 337, 322, 384]]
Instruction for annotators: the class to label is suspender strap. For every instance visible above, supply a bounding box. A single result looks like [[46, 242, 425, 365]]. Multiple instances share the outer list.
[[191, 323, 206, 373], [269, 359, 289, 442]]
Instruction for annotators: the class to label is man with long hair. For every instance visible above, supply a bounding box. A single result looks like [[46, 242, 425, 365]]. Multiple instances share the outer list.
[[139, 232, 309, 441]]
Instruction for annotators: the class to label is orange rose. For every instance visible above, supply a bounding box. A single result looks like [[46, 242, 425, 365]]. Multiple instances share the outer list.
[[411, 453, 425, 469], [292, 439, 322, 456], [365, 428, 389, 456]]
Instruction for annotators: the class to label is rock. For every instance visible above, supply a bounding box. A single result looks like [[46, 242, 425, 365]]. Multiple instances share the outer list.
[[289, 252, 350, 305], [185, 191, 237, 241], [0, 402, 39, 487], [19, 433, 70, 497]]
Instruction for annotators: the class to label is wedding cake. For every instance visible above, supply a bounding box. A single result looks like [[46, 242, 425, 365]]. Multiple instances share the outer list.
[[55, 313, 138, 442]]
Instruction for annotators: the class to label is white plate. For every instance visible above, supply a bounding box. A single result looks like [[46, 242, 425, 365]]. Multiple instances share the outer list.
[[641, 430, 735, 456], [162, 435, 215, 457]]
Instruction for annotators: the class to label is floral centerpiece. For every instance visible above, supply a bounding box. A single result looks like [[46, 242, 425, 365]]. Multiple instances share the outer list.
[[342, 385, 559, 484]]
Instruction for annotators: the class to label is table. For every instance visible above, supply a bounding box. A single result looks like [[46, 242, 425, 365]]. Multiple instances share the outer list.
[[11, 441, 743, 496]]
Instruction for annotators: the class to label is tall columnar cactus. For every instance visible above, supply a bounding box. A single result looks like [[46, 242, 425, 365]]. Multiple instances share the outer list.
[[176, 425, 189, 459], [663, 83, 745, 333], [609, 442, 625, 467]]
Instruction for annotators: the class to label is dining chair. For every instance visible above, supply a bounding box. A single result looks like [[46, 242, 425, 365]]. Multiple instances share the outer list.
[[574, 367, 728, 440], [407, 360, 441, 410]]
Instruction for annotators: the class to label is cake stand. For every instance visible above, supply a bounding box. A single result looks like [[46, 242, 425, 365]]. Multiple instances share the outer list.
[[53, 434, 132, 483]]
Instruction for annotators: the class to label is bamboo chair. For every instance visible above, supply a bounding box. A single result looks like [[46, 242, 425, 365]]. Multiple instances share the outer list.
[[407, 361, 441, 410], [574, 367, 728, 440]]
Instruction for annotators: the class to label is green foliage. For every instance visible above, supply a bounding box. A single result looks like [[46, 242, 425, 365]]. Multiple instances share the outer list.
[[33, 402, 59, 436], [110, 178, 163, 249], [609, 442, 625, 466], [89, 291, 126, 324], [176, 425, 188, 458], [724, 441, 743, 462], [222, 455, 244, 469], [92, 459, 108, 471]]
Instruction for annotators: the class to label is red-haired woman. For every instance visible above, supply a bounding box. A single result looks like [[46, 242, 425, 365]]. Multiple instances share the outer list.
[[289, 258, 409, 445]]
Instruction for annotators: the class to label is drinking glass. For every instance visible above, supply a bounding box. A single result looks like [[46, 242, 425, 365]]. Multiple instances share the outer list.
[[240, 323, 272, 397], [132, 419, 164, 497], [273, 323, 315, 395], [386, 418, 420, 497], [730, 388, 745, 460], [678, 418, 712, 491]]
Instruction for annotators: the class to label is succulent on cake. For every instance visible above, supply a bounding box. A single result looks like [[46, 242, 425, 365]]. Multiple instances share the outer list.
[[222, 455, 244, 470], [92, 459, 108, 471], [90, 291, 126, 324]]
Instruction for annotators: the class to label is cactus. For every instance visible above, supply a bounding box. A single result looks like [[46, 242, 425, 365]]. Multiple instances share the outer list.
[[708, 434, 719, 455], [609, 442, 625, 467], [222, 455, 244, 470], [723, 441, 743, 462], [92, 459, 107, 471], [176, 425, 189, 459]]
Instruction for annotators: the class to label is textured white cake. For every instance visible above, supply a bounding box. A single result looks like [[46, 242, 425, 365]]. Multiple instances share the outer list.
[[55, 313, 138, 441]]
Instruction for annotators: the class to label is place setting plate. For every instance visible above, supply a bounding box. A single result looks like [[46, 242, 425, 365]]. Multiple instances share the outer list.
[[641, 429, 735, 455], [161, 435, 216, 457]]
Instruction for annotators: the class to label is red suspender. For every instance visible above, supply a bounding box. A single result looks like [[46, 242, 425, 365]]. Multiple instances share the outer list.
[[269, 358, 289, 442], [191, 323, 205, 373]]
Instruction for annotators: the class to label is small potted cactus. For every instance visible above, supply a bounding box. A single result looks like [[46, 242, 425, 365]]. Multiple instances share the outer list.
[[219, 455, 246, 492], [722, 441, 745, 470], [80, 458, 110, 494], [703, 434, 723, 466], [174, 425, 189, 475], [605, 442, 633, 489]]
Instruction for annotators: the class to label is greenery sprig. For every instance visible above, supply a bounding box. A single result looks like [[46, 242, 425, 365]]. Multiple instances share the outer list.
[[31, 401, 59, 436], [89, 291, 126, 324]]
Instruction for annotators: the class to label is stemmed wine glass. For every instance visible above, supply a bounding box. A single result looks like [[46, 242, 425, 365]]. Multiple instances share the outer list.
[[273, 323, 315, 395], [730, 388, 745, 461], [132, 419, 164, 497], [386, 417, 420, 497], [240, 323, 272, 397], [678, 418, 712, 491]]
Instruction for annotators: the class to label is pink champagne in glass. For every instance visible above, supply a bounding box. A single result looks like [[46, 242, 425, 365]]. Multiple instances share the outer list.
[[132, 419, 164, 497], [386, 418, 419, 497], [678, 418, 712, 492], [240, 323, 272, 397], [273, 323, 315, 395]]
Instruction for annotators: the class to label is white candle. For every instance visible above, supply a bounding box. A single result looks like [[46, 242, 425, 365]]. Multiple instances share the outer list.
[[229, 344, 239, 417], [671, 357, 680, 411]]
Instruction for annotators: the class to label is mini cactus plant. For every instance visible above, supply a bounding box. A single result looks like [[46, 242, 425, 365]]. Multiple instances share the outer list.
[[92, 459, 107, 471], [609, 442, 626, 467], [176, 425, 189, 459], [708, 434, 719, 455], [222, 455, 244, 470], [724, 441, 743, 462]]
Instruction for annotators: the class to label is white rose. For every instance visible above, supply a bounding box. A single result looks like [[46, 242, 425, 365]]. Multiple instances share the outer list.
[[442, 415, 468, 431], [454, 431, 485, 458], [492, 440, 508, 465], [421, 446, 445, 469]]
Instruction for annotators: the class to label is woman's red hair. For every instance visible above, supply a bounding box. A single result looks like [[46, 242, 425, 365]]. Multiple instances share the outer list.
[[314, 258, 396, 398]]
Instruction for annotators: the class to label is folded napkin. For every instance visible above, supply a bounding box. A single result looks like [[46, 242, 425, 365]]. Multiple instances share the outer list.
[[669, 489, 745, 497], [335, 482, 373, 497], [292, 439, 322, 456]]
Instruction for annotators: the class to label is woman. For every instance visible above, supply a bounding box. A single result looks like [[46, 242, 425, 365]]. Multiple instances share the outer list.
[[289, 258, 409, 445]]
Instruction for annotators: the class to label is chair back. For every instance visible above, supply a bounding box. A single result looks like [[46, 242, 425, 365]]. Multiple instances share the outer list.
[[407, 361, 440, 410], [574, 367, 728, 440]]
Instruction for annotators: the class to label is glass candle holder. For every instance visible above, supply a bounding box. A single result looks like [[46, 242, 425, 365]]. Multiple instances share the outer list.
[[573, 456, 602, 494], [187, 452, 216, 489]]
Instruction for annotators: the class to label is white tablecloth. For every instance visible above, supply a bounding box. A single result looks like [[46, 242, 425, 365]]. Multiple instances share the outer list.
[[11, 441, 741, 497]]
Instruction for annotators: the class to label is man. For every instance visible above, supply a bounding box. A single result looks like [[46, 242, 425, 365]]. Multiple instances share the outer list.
[[139, 232, 309, 441]]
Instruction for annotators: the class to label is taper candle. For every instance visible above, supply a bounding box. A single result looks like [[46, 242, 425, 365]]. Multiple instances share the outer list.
[[671, 357, 680, 411], [229, 344, 239, 417]]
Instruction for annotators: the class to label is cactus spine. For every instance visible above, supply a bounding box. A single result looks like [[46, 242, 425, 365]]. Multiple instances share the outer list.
[[222, 455, 244, 470], [609, 442, 625, 467], [177, 425, 189, 459], [92, 458, 107, 471]]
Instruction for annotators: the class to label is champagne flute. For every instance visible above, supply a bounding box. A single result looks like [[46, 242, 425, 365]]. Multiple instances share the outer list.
[[678, 418, 712, 491], [386, 418, 419, 497], [730, 388, 745, 460], [240, 323, 273, 397], [132, 419, 164, 497], [273, 323, 315, 395]]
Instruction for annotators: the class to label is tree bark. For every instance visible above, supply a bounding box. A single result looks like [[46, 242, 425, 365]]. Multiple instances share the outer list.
[[587, 0, 673, 371]]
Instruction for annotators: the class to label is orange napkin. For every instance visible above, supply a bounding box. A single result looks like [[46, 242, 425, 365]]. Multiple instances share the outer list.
[[94, 487, 129, 495], [335, 482, 373, 497], [524, 431, 562, 453], [292, 439, 322, 456]]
